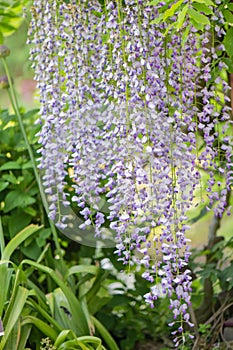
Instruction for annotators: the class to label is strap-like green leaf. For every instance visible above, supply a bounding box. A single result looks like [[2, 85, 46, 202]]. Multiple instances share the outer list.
[[0, 287, 29, 350], [1, 224, 42, 261], [21, 316, 58, 341], [67, 265, 98, 277]]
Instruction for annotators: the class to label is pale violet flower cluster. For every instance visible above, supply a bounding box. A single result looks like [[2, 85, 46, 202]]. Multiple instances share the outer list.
[[28, 0, 232, 345]]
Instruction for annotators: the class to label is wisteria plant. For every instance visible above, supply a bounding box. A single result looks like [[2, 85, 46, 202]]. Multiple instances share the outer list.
[[8, 0, 233, 347]]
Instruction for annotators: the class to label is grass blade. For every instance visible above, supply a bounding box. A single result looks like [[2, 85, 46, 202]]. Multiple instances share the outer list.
[[67, 265, 98, 277], [0, 262, 12, 317], [0, 286, 29, 350], [21, 316, 58, 341], [2, 225, 43, 261]]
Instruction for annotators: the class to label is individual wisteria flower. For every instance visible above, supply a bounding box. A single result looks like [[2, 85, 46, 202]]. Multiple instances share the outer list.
[[28, 0, 232, 346]]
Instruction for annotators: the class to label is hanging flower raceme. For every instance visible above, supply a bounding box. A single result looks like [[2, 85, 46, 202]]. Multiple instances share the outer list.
[[28, 0, 232, 346]]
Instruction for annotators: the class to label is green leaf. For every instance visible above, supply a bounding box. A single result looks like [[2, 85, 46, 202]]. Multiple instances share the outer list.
[[0, 9, 20, 17], [175, 4, 188, 29], [3, 318, 20, 350], [2, 173, 19, 184], [0, 161, 21, 171], [181, 23, 192, 46], [222, 57, 233, 73], [4, 190, 36, 213], [8, 209, 31, 238], [148, 0, 174, 7], [0, 287, 29, 350], [192, 2, 213, 15], [27, 298, 62, 334], [21, 240, 41, 260], [21, 316, 58, 341], [0, 263, 12, 317], [0, 181, 8, 192], [147, 0, 162, 4], [150, 13, 164, 25], [35, 228, 52, 247], [2, 224, 42, 261], [191, 0, 215, 5], [188, 7, 210, 25], [54, 330, 74, 347], [223, 9, 233, 24], [88, 295, 110, 315], [190, 17, 204, 31], [67, 265, 98, 277], [92, 316, 119, 350], [0, 22, 16, 35], [92, 10, 102, 18], [23, 206, 37, 216], [227, 4, 233, 11], [46, 288, 75, 331], [56, 337, 102, 350], [223, 27, 233, 58], [14, 322, 32, 350], [0, 2, 9, 7], [164, 0, 184, 20], [22, 161, 33, 169]]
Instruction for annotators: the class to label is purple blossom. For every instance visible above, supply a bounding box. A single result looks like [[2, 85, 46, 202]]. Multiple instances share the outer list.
[[28, 0, 233, 346]]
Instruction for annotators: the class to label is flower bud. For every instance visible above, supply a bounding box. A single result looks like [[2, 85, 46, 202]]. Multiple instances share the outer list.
[[0, 45, 10, 58], [0, 75, 9, 89]]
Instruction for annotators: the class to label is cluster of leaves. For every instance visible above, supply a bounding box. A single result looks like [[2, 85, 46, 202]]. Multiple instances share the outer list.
[[0, 107, 48, 260]]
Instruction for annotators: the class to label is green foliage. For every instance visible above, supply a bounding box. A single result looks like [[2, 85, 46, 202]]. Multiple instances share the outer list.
[[224, 27, 233, 59], [149, 0, 215, 31], [0, 220, 120, 349], [0, 108, 45, 259], [0, 0, 28, 41], [0, 223, 40, 349], [191, 236, 233, 292]]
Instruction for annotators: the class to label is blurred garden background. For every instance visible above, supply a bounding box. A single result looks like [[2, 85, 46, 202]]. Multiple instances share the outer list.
[[0, 1, 233, 350]]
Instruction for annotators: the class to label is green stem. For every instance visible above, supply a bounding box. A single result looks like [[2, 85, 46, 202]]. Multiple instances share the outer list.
[[1, 57, 65, 270]]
